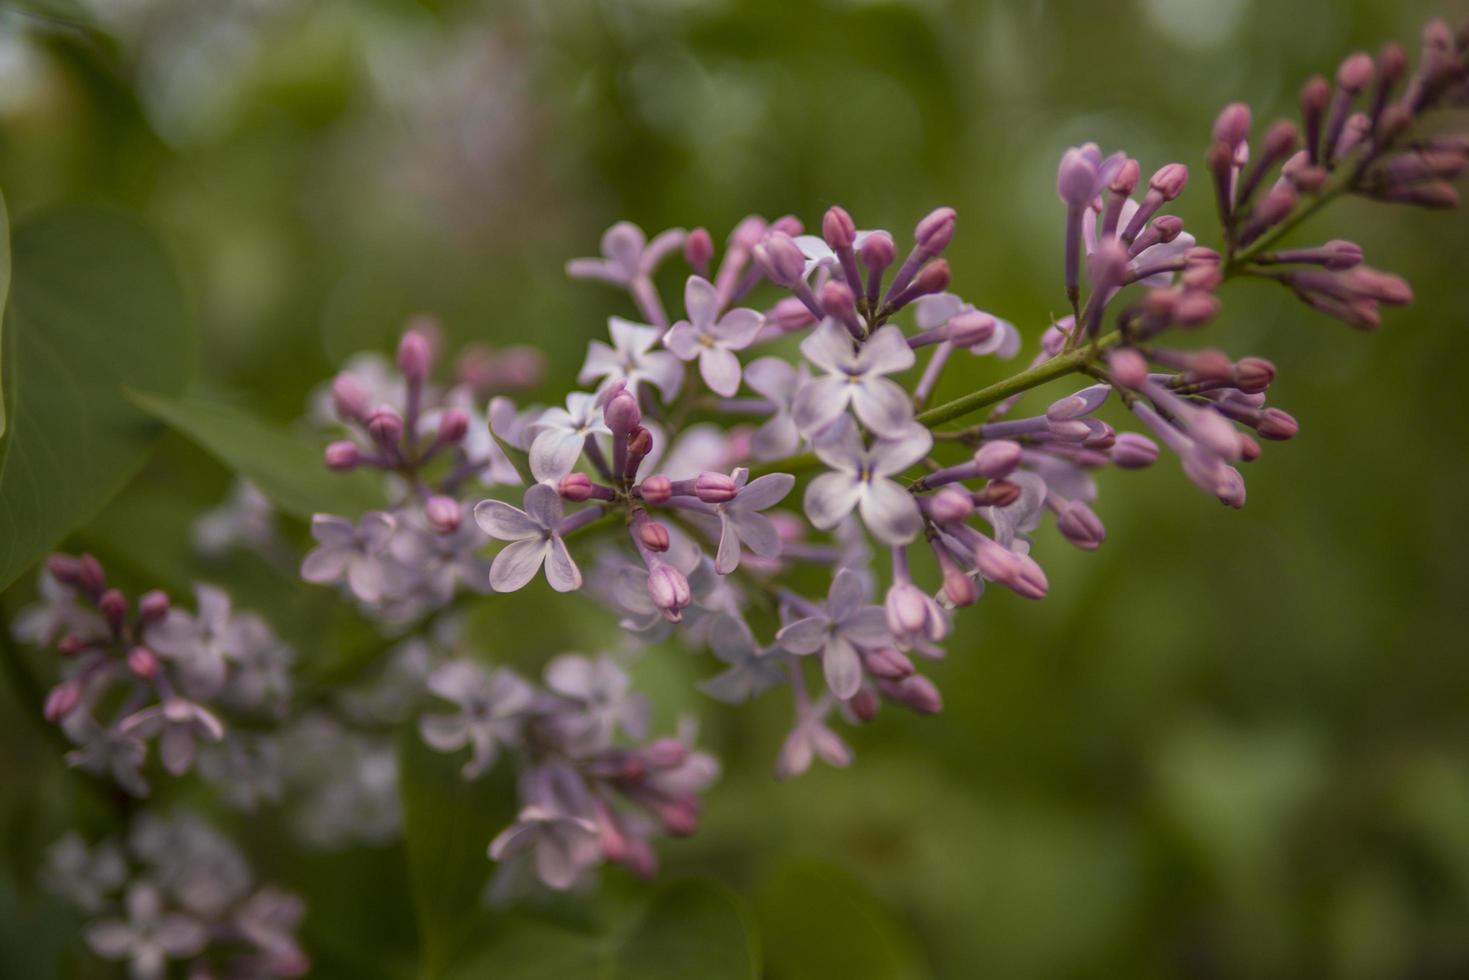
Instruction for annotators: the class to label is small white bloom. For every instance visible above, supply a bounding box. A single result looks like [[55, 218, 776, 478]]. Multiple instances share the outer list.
[[526, 391, 611, 483], [474, 484, 582, 593], [803, 417, 932, 545], [578, 317, 684, 402], [661, 276, 764, 397], [792, 319, 916, 436]]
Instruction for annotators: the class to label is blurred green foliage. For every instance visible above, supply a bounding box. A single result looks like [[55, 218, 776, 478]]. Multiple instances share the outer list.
[[2, 0, 1468, 977]]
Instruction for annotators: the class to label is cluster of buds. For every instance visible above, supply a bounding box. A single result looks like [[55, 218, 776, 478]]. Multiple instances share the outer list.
[[416, 654, 717, 891], [44, 812, 307, 979], [20, 555, 293, 797]]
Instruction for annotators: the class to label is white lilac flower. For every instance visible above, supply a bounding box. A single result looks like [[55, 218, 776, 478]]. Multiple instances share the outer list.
[[129, 811, 254, 919], [525, 391, 612, 483], [912, 292, 1021, 358], [488, 804, 601, 892], [543, 653, 649, 751], [661, 276, 764, 397], [775, 568, 890, 699], [804, 417, 933, 545], [792, 318, 916, 437], [474, 484, 583, 593], [193, 480, 279, 557], [215, 612, 292, 715], [298, 512, 398, 604], [118, 698, 225, 776], [85, 882, 207, 980], [13, 572, 108, 647], [142, 584, 247, 699], [418, 660, 533, 778], [577, 318, 683, 403], [743, 356, 808, 460], [792, 231, 877, 280], [712, 469, 795, 574], [63, 719, 149, 797], [698, 614, 784, 704], [43, 834, 127, 914]]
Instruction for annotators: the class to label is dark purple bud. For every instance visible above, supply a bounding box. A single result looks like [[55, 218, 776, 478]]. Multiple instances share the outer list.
[[1263, 120, 1299, 159], [1257, 408, 1300, 441], [822, 206, 856, 249], [99, 589, 127, 630], [57, 635, 88, 657], [325, 441, 361, 471], [974, 440, 1022, 478], [1111, 432, 1159, 469], [858, 231, 896, 272], [908, 259, 950, 299], [639, 475, 672, 506], [44, 680, 82, 722], [45, 554, 83, 589], [1300, 75, 1331, 162], [684, 228, 713, 272], [78, 554, 106, 594], [366, 406, 404, 448], [1107, 348, 1149, 388], [437, 409, 469, 444], [1375, 104, 1413, 143], [1377, 42, 1407, 86], [1213, 102, 1252, 148], [625, 426, 653, 476], [1149, 163, 1189, 200], [974, 480, 1021, 507], [1234, 357, 1277, 393], [425, 495, 462, 533], [1376, 180, 1461, 208], [397, 328, 433, 383], [752, 232, 807, 288], [127, 646, 159, 681], [138, 590, 170, 624], [604, 390, 642, 436], [331, 373, 371, 422], [819, 280, 857, 319], [849, 687, 880, 723], [914, 206, 956, 253], [694, 471, 737, 504]]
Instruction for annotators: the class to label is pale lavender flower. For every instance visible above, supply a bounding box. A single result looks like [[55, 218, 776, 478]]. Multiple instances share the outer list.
[[699, 613, 784, 704], [742, 356, 807, 459], [234, 887, 309, 977], [419, 660, 533, 778], [577, 318, 684, 403], [792, 319, 916, 436], [804, 417, 932, 545], [43, 834, 127, 914], [129, 811, 253, 919], [565, 222, 684, 287], [197, 734, 284, 811], [712, 469, 795, 574], [488, 805, 600, 891], [192, 480, 279, 557], [299, 512, 398, 604], [474, 484, 583, 593], [544, 653, 649, 748], [776, 569, 890, 699], [661, 276, 764, 397], [526, 391, 611, 482], [85, 882, 207, 980], [119, 699, 225, 777], [143, 584, 243, 698], [775, 701, 853, 780], [383, 517, 494, 609], [64, 719, 150, 797], [13, 571, 108, 647]]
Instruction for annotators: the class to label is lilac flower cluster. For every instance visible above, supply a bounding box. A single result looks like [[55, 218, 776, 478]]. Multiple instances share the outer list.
[[44, 811, 307, 979], [418, 653, 717, 891], [21, 554, 293, 797]]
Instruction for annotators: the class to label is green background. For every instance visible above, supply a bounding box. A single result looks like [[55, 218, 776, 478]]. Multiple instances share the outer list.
[[2, 0, 1468, 976]]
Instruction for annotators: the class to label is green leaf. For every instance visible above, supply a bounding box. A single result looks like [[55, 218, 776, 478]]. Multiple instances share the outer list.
[[440, 879, 759, 980], [126, 391, 383, 522], [0, 189, 11, 440], [756, 859, 924, 980], [0, 206, 191, 593]]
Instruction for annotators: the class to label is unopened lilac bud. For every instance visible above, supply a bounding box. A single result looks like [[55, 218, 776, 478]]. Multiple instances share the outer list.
[[331, 373, 371, 422], [1376, 41, 1407, 86], [1057, 147, 1100, 206], [625, 426, 654, 464], [44, 680, 82, 722], [928, 488, 973, 524], [914, 206, 956, 253], [1107, 348, 1149, 388], [397, 329, 433, 383], [819, 280, 857, 319], [138, 590, 170, 624], [1213, 102, 1252, 148], [942, 566, 976, 606], [1056, 501, 1105, 550], [946, 311, 996, 347], [1344, 266, 1413, 305], [604, 390, 642, 436], [684, 227, 713, 271], [974, 439, 1022, 478], [325, 441, 361, 471], [858, 231, 895, 272], [46, 555, 83, 589], [99, 589, 127, 630], [770, 214, 804, 237], [753, 232, 807, 288], [908, 259, 950, 299], [640, 475, 672, 505], [642, 738, 687, 771], [128, 646, 159, 681], [1173, 291, 1221, 326], [766, 296, 817, 333], [1234, 357, 1277, 393], [560, 473, 594, 502], [849, 686, 880, 723], [1336, 51, 1375, 93], [1091, 239, 1130, 290], [1109, 158, 1141, 195], [1283, 151, 1330, 192], [1300, 75, 1331, 161], [729, 215, 766, 251], [437, 409, 469, 444], [1378, 180, 1460, 209], [78, 554, 108, 595], [1256, 407, 1299, 441], [694, 471, 737, 504], [974, 479, 1022, 508], [1237, 433, 1261, 461], [647, 564, 691, 622], [1263, 120, 1300, 158], [864, 645, 915, 680], [1149, 163, 1190, 200], [425, 495, 462, 533], [639, 520, 670, 552], [57, 635, 88, 656], [366, 406, 404, 448], [894, 675, 943, 715], [822, 206, 856, 249], [1111, 432, 1158, 469]]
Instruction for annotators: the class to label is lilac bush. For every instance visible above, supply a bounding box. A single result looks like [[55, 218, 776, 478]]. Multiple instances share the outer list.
[[12, 16, 1469, 953]]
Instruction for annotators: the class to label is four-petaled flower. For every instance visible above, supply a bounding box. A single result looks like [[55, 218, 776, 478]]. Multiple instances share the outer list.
[[699, 614, 785, 704], [488, 805, 600, 892], [474, 484, 583, 593], [792, 319, 916, 436], [118, 698, 225, 776], [565, 221, 684, 287], [712, 469, 795, 574], [776, 568, 890, 699], [543, 653, 648, 750], [743, 357, 807, 460], [299, 513, 398, 604], [526, 391, 612, 483], [85, 883, 208, 980], [661, 276, 764, 397], [578, 318, 683, 403], [804, 417, 932, 545], [418, 660, 534, 778]]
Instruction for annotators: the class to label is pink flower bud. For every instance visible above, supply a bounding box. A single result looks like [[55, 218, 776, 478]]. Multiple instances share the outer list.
[[366, 406, 404, 448], [894, 675, 943, 715], [942, 566, 976, 606], [99, 589, 127, 629], [1234, 357, 1276, 393], [1212, 102, 1252, 147], [729, 215, 767, 251], [437, 409, 469, 444], [885, 584, 930, 635], [909, 259, 950, 297], [1256, 408, 1299, 441], [1056, 501, 1106, 550], [819, 280, 857, 319], [914, 206, 957, 253], [603, 390, 642, 436], [44, 679, 82, 722], [849, 687, 880, 723], [1090, 239, 1131, 289], [625, 426, 653, 467], [325, 441, 361, 471], [640, 475, 672, 506], [643, 738, 687, 769], [822, 206, 856, 249], [753, 232, 806, 287], [1152, 214, 1186, 243], [770, 214, 804, 237], [694, 471, 738, 504], [766, 296, 817, 333], [684, 227, 713, 270], [1263, 120, 1299, 158], [128, 646, 159, 681], [639, 520, 670, 552], [864, 645, 915, 680], [946, 311, 996, 348], [858, 231, 895, 272], [425, 495, 462, 533], [560, 473, 594, 502], [57, 635, 89, 656], [647, 564, 691, 622], [1238, 433, 1262, 462], [1149, 163, 1190, 200], [1107, 348, 1149, 389], [1336, 51, 1374, 92], [974, 439, 1022, 478], [138, 590, 170, 624], [397, 328, 433, 383], [1109, 158, 1141, 195], [1057, 147, 1100, 206], [331, 373, 371, 422], [974, 479, 1021, 508], [928, 488, 973, 524]]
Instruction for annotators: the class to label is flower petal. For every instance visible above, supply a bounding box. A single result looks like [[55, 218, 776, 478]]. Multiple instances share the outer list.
[[743, 356, 797, 402], [822, 635, 863, 700], [522, 484, 564, 529], [798, 318, 857, 374], [473, 500, 539, 541], [803, 471, 862, 530], [775, 616, 829, 655], [850, 377, 915, 436], [543, 535, 582, 592], [699, 346, 743, 398], [662, 322, 702, 361], [858, 478, 924, 545], [684, 275, 721, 329], [714, 308, 765, 350], [490, 538, 549, 592], [871, 423, 934, 477], [529, 429, 587, 483], [856, 325, 916, 375], [791, 376, 850, 435], [715, 516, 742, 575]]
